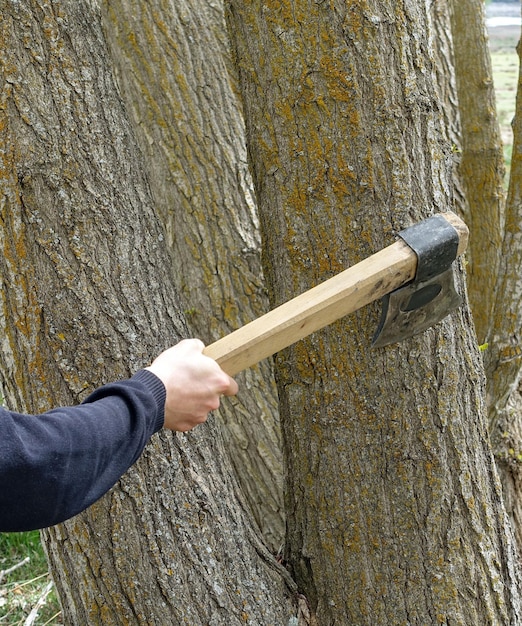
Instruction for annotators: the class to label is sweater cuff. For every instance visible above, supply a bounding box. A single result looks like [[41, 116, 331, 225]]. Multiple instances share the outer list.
[[132, 369, 166, 433]]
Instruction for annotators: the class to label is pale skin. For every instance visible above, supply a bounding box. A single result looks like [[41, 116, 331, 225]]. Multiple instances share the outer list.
[[145, 338, 238, 432]]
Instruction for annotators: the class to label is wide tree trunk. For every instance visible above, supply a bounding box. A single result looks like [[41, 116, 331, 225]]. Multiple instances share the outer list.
[[0, 2, 297, 623], [99, 0, 284, 550], [227, 1, 522, 623], [3, 0, 522, 623]]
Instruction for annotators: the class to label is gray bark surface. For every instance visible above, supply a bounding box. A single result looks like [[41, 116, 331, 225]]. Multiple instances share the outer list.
[[487, 34, 522, 559], [0, 1, 296, 623], [448, 0, 522, 556], [448, 0, 505, 350], [99, 0, 284, 550], [227, 0, 522, 623]]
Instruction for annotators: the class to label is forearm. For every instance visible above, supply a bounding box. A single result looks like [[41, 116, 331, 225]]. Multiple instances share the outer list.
[[0, 370, 165, 532]]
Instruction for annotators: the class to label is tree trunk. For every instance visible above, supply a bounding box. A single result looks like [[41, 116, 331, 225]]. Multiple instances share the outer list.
[[448, 0, 522, 555], [486, 31, 522, 558], [0, 1, 297, 623], [428, 0, 468, 219], [226, 1, 522, 623], [448, 0, 506, 349], [99, 0, 284, 550]]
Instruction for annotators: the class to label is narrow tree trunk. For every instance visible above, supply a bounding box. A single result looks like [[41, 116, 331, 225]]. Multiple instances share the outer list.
[[0, 2, 296, 623], [448, 0, 522, 554], [99, 0, 284, 550], [448, 0, 506, 348], [227, 1, 521, 623], [486, 31, 522, 558], [429, 0, 468, 218]]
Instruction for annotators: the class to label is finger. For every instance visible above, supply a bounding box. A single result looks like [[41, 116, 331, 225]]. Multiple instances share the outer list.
[[222, 376, 239, 397]]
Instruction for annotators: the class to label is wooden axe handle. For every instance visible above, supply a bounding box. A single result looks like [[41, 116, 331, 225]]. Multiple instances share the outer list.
[[203, 213, 468, 376]]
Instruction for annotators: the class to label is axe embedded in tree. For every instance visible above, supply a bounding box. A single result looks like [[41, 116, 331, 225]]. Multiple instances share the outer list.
[[204, 213, 468, 376]]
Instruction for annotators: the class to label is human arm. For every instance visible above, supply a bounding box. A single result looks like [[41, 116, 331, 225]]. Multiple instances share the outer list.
[[0, 370, 165, 532], [0, 340, 238, 532]]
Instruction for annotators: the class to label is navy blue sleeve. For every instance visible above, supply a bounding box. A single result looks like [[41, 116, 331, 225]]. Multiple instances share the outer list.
[[0, 369, 166, 532]]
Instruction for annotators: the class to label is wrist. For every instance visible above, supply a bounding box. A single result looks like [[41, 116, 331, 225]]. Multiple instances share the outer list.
[[133, 369, 167, 432]]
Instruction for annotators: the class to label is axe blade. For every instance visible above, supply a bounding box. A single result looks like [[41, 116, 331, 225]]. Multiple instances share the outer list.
[[204, 213, 468, 376], [372, 267, 462, 348]]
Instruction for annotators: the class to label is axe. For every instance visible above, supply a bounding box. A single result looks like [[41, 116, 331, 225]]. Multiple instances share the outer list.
[[203, 213, 468, 376]]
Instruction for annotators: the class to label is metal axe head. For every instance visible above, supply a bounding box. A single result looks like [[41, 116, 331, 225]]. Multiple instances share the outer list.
[[372, 214, 463, 348], [204, 212, 468, 376]]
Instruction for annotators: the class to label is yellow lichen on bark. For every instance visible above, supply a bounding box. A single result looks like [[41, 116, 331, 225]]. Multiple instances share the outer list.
[[228, 0, 520, 623]]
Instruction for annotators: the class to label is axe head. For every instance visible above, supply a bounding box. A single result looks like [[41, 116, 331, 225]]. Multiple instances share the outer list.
[[372, 214, 462, 347]]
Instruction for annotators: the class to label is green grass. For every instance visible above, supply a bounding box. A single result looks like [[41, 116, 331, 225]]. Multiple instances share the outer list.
[[0, 532, 61, 625]]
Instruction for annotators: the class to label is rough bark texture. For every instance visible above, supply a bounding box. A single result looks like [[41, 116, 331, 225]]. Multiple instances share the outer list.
[[487, 31, 522, 559], [448, 0, 522, 556], [429, 0, 468, 219], [226, 1, 521, 624], [0, 2, 297, 623], [500, 383, 522, 566], [99, 0, 284, 551], [448, 0, 506, 349]]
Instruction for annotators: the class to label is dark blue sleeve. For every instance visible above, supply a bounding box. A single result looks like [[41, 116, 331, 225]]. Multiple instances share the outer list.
[[0, 369, 166, 532]]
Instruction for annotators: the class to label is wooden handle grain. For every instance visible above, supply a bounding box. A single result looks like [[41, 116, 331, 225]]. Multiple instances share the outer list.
[[204, 212, 468, 376]]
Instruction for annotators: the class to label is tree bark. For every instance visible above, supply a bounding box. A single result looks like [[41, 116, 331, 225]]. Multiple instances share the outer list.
[[227, 1, 522, 623], [0, 1, 296, 623], [448, 0, 522, 555], [448, 0, 506, 348], [428, 0, 468, 219], [486, 31, 522, 558], [99, 0, 284, 550]]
